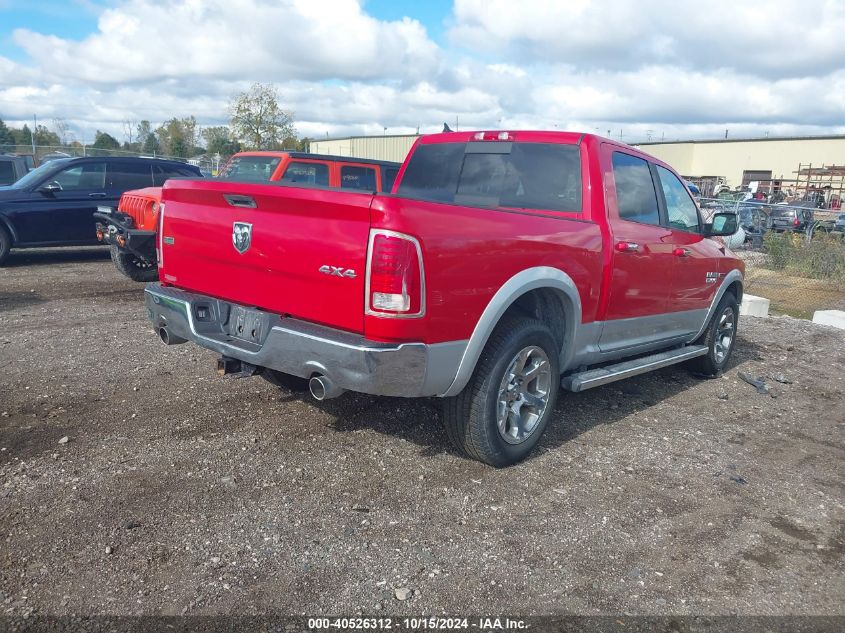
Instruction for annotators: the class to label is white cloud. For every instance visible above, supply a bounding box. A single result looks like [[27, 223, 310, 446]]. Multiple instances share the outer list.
[[449, 0, 845, 78], [0, 0, 843, 146], [13, 0, 441, 84]]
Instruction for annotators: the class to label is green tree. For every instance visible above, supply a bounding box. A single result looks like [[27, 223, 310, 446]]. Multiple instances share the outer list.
[[229, 83, 295, 150], [202, 125, 240, 156], [93, 130, 121, 150], [155, 116, 199, 158], [33, 125, 60, 146], [0, 119, 14, 147], [11, 124, 32, 146], [142, 132, 160, 155]]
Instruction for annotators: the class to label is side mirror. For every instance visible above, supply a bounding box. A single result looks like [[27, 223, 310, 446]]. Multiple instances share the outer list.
[[705, 212, 738, 237], [38, 181, 62, 195]]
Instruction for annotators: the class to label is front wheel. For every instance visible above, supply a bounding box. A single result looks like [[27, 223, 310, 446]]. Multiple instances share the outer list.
[[110, 244, 158, 282], [442, 318, 560, 467], [690, 292, 739, 376]]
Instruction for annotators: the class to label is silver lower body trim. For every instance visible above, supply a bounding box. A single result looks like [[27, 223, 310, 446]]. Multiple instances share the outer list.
[[561, 345, 708, 392], [144, 283, 466, 398]]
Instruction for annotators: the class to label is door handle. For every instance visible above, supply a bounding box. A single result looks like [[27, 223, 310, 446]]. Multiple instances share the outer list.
[[88, 192, 107, 198], [614, 241, 640, 253], [673, 247, 692, 257]]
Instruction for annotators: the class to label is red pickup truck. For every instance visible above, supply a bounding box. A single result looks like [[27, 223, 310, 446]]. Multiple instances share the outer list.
[[145, 131, 743, 467]]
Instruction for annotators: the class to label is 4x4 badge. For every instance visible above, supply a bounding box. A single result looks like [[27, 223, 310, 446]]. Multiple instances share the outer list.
[[232, 222, 252, 254]]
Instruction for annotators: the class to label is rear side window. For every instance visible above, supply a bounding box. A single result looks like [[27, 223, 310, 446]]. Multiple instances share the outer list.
[[153, 165, 196, 186], [611, 152, 660, 225], [656, 165, 700, 233], [382, 167, 399, 193], [0, 161, 14, 186], [219, 156, 280, 181], [341, 165, 377, 191], [280, 161, 329, 186], [107, 163, 153, 190], [397, 142, 582, 212]]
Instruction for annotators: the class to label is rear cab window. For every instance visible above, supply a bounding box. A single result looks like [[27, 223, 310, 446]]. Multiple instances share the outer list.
[[397, 141, 581, 213], [218, 156, 281, 182], [610, 152, 660, 225], [280, 161, 329, 186]]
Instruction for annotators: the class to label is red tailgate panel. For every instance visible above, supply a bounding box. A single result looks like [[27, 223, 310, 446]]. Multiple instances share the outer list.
[[160, 180, 372, 334]]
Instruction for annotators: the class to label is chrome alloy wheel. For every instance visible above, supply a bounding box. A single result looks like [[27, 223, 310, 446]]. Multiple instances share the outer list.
[[496, 346, 552, 445], [714, 307, 736, 364]]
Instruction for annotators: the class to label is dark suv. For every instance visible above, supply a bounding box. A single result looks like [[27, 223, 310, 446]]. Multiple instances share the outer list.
[[769, 205, 814, 232], [0, 156, 200, 265]]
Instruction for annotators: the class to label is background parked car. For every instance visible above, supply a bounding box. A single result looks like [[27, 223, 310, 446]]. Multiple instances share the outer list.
[[0, 156, 201, 265], [0, 156, 29, 186], [834, 213, 845, 234], [769, 205, 814, 232]]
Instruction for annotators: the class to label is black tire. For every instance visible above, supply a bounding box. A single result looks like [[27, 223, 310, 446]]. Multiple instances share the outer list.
[[690, 292, 739, 376], [260, 369, 309, 392], [110, 244, 158, 282], [442, 318, 560, 467], [0, 224, 11, 266]]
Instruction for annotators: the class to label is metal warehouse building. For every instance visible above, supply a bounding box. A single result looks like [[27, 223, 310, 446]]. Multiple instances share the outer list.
[[310, 133, 845, 197]]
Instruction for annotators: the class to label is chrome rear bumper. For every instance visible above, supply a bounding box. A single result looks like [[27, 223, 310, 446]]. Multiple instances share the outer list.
[[144, 283, 465, 397]]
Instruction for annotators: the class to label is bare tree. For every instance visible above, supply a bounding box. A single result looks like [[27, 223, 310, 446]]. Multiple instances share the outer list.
[[123, 119, 138, 146], [229, 83, 295, 150], [51, 117, 71, 145]]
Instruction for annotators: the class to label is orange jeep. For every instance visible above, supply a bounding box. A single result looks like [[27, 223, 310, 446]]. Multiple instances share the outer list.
[[94, 151, 401, 281]]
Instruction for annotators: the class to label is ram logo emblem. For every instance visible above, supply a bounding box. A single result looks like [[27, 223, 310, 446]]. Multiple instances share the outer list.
[[319, 265, 357, 279], [232, 222, 252, 254]]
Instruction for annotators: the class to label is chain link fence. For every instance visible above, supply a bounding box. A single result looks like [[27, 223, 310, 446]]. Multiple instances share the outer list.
[[0, 143, 195, 163], [697, 196, 845, 319]]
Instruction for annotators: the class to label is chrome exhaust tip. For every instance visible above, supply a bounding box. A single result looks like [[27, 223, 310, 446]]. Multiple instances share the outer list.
[[308, 375, 344, 400], [158, 326, 186, 345]]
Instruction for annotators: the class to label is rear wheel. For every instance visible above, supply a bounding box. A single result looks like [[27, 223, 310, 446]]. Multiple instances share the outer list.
[[260, 369, 309, 392], [110, 244, 158, 282], [0, 225, 11, 266], [442, 318, 560, 467], [690, 292, 738, 376]]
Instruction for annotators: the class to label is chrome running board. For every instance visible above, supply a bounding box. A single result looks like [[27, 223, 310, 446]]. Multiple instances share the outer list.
[[561, 345, 708, 392]]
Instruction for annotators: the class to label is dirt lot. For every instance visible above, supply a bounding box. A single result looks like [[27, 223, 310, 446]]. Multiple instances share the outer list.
[[1, 247, 844, 618]]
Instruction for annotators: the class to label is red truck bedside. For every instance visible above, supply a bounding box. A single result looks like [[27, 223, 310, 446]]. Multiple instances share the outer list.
[[144, 131, 744, 467]]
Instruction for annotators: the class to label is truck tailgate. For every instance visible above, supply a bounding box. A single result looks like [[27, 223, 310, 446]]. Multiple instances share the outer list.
[[159, 179, 372, 334]]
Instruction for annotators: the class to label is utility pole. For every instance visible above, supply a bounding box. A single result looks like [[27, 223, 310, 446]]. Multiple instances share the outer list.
[[31, 114, 37, 155]]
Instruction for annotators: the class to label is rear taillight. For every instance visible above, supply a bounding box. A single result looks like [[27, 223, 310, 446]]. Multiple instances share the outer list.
[[793, 217, 800, 227], [157, 202, 166, 268], [365, 229, 425, 317]]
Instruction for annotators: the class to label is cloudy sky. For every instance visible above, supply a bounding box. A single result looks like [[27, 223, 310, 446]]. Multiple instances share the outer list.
[[1, 0, 844, 145]]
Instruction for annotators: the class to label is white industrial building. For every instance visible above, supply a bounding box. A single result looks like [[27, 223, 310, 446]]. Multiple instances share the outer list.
[[310, 133, 845, 197]]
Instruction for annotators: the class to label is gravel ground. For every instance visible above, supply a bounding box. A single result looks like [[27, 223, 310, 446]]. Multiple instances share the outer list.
[[0, 247, 843, 618]]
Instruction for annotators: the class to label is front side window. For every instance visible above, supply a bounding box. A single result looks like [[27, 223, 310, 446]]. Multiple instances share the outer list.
[[397, 142, 581, 212], [53, 162, 106, 190], [340, 166, 377, 191], [611, 152, 660, 225], [281, 161, 329, 186], [657, 165, 700, 233], [218, 156, 280, 182]]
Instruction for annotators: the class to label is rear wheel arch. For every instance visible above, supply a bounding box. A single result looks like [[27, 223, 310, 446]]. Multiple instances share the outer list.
[[441, 267, 582, 397], [0, 214, 17, 244]]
